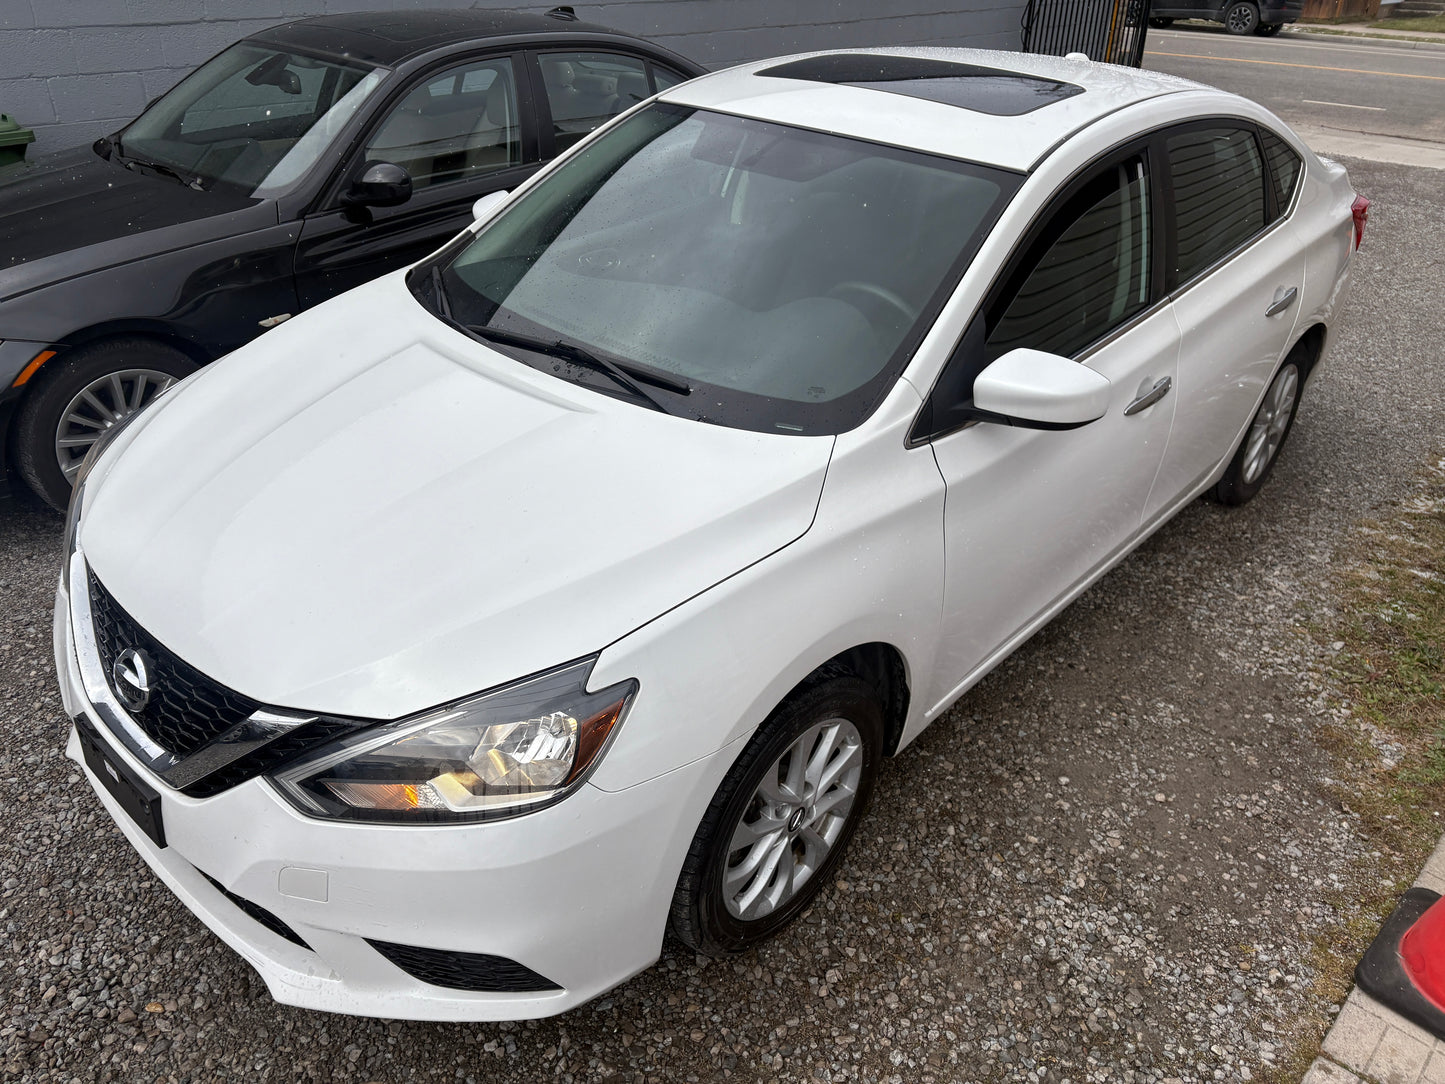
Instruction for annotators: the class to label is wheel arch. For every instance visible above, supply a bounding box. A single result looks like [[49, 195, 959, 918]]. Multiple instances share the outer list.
[[801, 643, 912, 758], [58, 321, 213, 366], [1291, 321, 1328, 381]]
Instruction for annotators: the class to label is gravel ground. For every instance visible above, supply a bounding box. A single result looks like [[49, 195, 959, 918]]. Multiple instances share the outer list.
[[1, 155, 1442, 1084]]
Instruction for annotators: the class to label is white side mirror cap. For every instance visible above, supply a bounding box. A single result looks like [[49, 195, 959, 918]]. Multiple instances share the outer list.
[[472, 190, 511, 225], [973, 348, 1111, 428]]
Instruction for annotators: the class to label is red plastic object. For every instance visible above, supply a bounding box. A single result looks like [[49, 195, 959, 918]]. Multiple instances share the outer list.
[[1402, 894, 1445, 1012], [1351, 195, 1370, 250]]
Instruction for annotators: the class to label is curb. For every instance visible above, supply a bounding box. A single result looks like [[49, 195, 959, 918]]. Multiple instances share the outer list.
[[1306, 836, 1445, 1084], [1282, 26, 1445, 52]]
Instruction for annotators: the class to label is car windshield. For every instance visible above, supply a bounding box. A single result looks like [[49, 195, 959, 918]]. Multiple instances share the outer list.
[[424, 103, 1017, 434], [118, 43, 383, 195]]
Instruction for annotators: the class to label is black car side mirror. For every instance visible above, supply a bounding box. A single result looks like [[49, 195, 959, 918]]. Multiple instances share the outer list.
[[344, 162, 413, 209]]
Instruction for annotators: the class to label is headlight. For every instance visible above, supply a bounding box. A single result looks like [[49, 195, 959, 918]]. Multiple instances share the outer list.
[[272, 659, 636, 823]]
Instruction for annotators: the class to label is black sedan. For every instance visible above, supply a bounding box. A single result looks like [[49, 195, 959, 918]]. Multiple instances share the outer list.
[[0, 7, 702, 509]]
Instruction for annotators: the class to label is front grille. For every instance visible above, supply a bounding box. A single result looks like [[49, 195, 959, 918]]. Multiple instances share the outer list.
[[199, 872, 311, 950], [88, 571, 262, 759], [366, 939, 562, 993]]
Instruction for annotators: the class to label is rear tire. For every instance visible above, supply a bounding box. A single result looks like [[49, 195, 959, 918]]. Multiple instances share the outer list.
[[14, 338, 197, 510], [1225, 1, 1260, 33], [1211, 353, 1304, 506]]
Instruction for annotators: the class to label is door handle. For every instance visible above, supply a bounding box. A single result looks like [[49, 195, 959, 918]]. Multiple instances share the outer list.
[[1265, 286, 1299, 318], [1124, 375, 1172, 416]]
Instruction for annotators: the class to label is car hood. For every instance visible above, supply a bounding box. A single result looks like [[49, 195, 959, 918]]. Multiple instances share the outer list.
[[80, 273, 834, 720], [0, 146, 263, 302]]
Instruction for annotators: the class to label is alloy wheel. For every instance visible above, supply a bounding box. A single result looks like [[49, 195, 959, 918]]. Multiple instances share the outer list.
[[54, 369, 177, 483], [1241, 363, 1299, 485]]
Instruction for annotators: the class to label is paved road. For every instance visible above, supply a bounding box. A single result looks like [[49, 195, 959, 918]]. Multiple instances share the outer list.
[[0, 162, 1442, 1081], [1145, 26, 1445, 168]]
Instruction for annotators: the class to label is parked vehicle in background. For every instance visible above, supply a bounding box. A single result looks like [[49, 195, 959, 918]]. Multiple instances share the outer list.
[[0, 7, 702, 510], [1147, 0, 1304, 35], [56, 48, 1365, 1021]]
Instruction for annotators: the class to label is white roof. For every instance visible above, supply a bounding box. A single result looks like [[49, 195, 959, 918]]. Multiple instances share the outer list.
[[662, 48, 1211, 172]]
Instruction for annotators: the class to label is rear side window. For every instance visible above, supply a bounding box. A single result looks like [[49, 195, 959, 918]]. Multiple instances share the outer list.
[[1259, 128, 1302, 215], [1167, 127, 1267, 284]]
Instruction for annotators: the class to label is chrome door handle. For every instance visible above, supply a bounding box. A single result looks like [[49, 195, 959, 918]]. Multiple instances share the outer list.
[[1265, 286, 1299, 318], [1124, 375, 1172, 416]]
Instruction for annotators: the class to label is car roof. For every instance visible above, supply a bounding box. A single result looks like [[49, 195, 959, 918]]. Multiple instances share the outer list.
[[246, 7, 652, 67], [661, 48, 1212, 173]]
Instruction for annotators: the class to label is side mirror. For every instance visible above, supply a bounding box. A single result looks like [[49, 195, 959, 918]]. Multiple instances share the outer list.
[[472, 189, 511, 224], [344, 161, 413, 208], [972, 348, 1111, 429]]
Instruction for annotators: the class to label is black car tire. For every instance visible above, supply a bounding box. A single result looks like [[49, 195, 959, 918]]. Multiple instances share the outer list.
[[1225, 1, 1261, 33], [1148, 16, 1175, 26], [670, 674, 883, 956], [1254, 21, 1284, 33], [1211, 353, 1305, 506], [14, 337, 198, 511]]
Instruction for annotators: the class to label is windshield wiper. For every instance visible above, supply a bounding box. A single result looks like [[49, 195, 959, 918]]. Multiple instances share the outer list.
[[465, 325, 690, 412], [113, 147, 206, 191], [430, 264, 453, 320]]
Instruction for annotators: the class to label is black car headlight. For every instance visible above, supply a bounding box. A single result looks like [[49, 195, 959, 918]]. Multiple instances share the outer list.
[[271, 659, 636, 823]]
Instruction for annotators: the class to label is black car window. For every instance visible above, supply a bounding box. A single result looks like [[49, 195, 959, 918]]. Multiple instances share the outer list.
[[651, 64, 688, 93], [986, 155, 1151, 361], [1167, 126, 1267, 284], [537, 52, 651, 153], [1258, 128, 1302, 216], [364, 57, 520, 191]]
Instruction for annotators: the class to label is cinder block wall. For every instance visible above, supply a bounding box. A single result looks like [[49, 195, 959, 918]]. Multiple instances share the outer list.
[[0, 0, 1024, 154]]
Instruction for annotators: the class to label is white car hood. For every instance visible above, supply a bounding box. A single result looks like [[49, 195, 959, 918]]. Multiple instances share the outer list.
[[80, 275, 834, 719]]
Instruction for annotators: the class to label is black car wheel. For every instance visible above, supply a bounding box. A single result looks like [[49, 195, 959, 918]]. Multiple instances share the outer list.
[[14, 338, 198, 510], [1148, 15, 1175, 26], [1225, 1, 1261, 33], [670, 674, 883, 955], [1254, 21, 1284, 34]]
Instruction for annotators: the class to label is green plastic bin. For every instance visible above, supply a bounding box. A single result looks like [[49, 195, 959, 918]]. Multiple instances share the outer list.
[[0, 114, 36, 167]]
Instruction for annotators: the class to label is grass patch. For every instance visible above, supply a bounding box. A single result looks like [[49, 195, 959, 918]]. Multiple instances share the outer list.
[[1259, 452, 1445, 1081], [1371, 14, 1445, 31]]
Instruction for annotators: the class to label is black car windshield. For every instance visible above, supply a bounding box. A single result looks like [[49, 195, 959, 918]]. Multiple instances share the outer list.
[[118, 43, 383, 195], [425, 103, 1018, 435]]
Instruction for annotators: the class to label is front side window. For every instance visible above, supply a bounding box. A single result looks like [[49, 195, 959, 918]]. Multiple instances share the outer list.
[[120, 43, 381, 193], [987, 155, 1152, 360], [422, 104, 1017, 435], [1168, 126, 1267, 284], [364, 57, 520, 191]]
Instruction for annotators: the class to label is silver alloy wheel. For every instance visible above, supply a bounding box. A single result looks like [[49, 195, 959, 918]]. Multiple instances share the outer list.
[[54, 369, 177, 483], [723, 717, 864, 921], [1241, 363, 1299, 485]]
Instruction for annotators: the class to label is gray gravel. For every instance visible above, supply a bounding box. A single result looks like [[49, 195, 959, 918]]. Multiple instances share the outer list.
[[1, 155, 1442, 1084]]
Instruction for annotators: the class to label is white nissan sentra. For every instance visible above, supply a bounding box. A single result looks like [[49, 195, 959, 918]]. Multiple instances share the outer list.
[[54, 49, 1364, 1020]]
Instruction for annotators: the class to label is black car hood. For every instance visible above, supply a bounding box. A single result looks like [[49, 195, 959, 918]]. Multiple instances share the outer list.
[[0, 146, 268, 302]]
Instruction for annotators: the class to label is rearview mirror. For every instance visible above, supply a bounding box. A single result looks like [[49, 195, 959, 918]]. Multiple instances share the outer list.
[[972, 348, 1111, 429], [344, 161, 412, 208], [472, 190, 511, 224]]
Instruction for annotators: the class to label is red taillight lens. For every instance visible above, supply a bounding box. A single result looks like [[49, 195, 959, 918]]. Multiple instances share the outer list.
[[1351, 195, 1370, 250]]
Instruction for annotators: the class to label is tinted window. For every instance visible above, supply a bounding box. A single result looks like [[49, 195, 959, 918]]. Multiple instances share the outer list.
[[538, 52, 650, 153], [365, 57, 519, 191], [987, 156, 1151, 360], [1168, 127, 1267, 283], [1259, 128, 1302, 216]]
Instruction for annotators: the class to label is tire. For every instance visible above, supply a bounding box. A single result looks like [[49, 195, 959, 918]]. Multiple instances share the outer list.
[[670, 674, 884, 956], [1149, 16, 1175, 27], [1254, 21, 1283, 34], [1211, 354, 1304, 506], [1224, 0, 1260, 33], [14, 337, 198, 511]]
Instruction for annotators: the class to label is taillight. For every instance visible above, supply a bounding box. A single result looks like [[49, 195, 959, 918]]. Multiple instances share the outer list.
[[1351, 195, 1370, 250]]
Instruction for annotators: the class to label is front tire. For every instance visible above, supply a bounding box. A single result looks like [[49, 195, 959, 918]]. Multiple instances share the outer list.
[[670, 675, 884, 955], [1211, 355, 1303, 506], [14, 338, 197, 510], [1225, 0, 1260, 33]]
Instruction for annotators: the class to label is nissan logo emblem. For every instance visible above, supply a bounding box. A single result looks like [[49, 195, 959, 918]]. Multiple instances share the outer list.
[[112, 648, 154, 713]]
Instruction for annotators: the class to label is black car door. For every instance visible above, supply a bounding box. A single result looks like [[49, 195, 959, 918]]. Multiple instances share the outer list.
[[293, 51, 541, 308]]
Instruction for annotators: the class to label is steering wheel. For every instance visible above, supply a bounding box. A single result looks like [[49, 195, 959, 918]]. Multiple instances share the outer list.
[[825, 281, 919, 328]]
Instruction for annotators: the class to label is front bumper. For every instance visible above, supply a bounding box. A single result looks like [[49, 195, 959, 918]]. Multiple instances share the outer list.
[[55, 574, 729, 1021]]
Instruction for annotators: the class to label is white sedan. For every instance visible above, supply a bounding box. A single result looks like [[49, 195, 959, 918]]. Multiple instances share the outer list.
[[53, 47, 1364, 1020]]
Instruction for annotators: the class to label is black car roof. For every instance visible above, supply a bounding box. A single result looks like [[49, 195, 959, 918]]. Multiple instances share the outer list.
[[247, 8, 639, 67]]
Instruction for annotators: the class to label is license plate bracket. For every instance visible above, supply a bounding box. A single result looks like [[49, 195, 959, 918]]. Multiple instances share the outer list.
[[77, 716, 166, 848]]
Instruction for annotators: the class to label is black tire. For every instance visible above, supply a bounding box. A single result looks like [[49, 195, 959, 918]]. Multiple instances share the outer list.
[[1254, 21, 1283, 34], [670, 675, 884, 956], [14, 337, 198, 510], [1224, 0, 1260, 33], [1211, 353, 1305, 506], [1149, 16, 1175, 27]]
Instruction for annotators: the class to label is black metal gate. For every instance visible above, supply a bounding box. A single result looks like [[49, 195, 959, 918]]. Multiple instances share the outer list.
[[1021, 0, 1149, 67]]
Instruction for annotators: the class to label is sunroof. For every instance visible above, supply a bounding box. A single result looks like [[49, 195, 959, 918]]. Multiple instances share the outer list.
[[756, 55, 1084, 117]]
